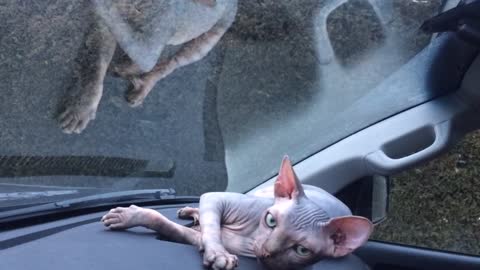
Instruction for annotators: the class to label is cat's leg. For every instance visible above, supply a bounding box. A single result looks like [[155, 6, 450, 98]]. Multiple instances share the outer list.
[[199, 193, 239, 270], [58, 14, 116, 134], [195, 0, 216, 7], [177, 206, 200, 225], [125, 9, 236, 107], [102, 205, 201, 247], [111, 59, 143, 78], [110, 49, 143, 78]]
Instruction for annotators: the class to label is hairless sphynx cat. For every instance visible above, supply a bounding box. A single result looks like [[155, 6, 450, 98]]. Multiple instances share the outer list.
[[101, 156, 373, 270], [59, 0, 236, 134]]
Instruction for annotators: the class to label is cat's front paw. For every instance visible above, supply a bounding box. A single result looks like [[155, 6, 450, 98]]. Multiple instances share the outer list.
[[177, 206, 200, 225], [203, 246, 239, 270], [58, 83, 102, 134], [58, 103, 97, 134], [101, 205, 146, 230], [125, 76, 155, 107]]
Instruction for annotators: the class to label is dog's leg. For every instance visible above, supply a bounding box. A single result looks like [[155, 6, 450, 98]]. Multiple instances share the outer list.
[[58, 16, 116, 134]]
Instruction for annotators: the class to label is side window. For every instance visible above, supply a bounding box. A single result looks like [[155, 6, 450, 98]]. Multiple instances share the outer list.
[[372, 131, 480, 256]]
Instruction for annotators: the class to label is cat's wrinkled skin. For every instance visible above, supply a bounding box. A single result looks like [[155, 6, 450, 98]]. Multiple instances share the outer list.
[[101, 156, 373, 270], [59, 0, 236, 134]]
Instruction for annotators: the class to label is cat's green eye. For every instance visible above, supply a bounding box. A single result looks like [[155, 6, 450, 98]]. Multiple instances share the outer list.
[[294, 245, 311, 257], [265, 213, 276, 228]]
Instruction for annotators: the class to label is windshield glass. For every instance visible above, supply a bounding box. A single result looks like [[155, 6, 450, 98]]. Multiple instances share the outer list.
[[0, 0, 445, 209]]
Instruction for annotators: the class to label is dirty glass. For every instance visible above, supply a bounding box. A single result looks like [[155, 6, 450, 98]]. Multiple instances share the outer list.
[[373, 131, 480, 256], [0, 0, 445, 209]]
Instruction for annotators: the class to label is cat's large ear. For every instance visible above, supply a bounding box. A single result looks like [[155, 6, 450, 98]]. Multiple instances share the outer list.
[[274, 156, 305, 200], [324, 216, 373, 257]]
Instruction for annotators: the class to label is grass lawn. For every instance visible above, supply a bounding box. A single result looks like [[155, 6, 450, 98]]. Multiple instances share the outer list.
[[372, 131, 480, 255]]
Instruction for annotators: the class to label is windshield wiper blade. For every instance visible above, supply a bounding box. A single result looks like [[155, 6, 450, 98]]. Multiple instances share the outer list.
[[0, 189, 176, 221], [53, 188, 176, 208]]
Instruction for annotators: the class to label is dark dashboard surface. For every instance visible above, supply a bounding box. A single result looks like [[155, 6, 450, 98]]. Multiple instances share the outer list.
[[0, 203, 368, 270]]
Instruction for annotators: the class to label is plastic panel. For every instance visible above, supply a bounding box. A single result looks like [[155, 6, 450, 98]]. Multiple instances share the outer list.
[[249, 52, 480, 195], [356, 241, 480, 270]]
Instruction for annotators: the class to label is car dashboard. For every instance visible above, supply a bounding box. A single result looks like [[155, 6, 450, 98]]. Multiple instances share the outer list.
[[0, 202, 368, 270]]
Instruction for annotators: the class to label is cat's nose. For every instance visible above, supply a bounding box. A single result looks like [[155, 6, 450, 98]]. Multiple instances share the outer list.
[[261, 252, 271, 259], [260, 249, 271, 259]]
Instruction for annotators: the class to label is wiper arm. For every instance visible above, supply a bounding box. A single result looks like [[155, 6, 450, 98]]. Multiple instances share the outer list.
[[0, 189, 177, 222], [421, 0, 480, 46], [53, 188, 176, 208]]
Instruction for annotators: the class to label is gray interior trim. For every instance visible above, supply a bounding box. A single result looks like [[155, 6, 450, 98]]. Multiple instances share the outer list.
[[249, 54, 480, 195], [356, 241, 480, 270]]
